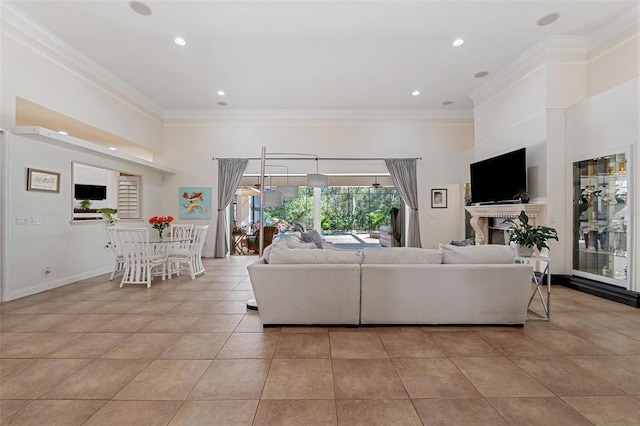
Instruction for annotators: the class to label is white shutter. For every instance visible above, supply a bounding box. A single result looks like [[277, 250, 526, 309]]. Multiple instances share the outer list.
[[118, 174, 140, 219]]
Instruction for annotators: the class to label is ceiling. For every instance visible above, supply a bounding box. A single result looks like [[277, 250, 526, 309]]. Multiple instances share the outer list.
[[6, 0, 639, 114]]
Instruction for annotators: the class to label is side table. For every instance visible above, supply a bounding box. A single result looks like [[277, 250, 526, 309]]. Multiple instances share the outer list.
[[515, 255, 551, 321]]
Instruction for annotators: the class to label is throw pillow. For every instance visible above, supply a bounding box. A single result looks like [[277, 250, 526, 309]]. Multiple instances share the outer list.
[[269, 244, 363, 264], [449, 237, 475, 246], [301, 229, 324, 248], [441, 244, 516, 264], [362, 247, 443, 264]]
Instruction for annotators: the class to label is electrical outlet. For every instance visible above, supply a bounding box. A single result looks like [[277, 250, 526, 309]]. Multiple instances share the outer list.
[[15, 217, 28, 225], [31, 217, 42, 225], [45, 267, 51, 274]]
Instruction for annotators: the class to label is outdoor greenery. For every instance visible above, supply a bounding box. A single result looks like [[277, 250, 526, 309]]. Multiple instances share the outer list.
[[261, 186, 401, 232], [505, 210, 558, 251]]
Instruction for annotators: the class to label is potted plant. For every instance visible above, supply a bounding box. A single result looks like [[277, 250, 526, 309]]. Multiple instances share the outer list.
[[78, 198, 92, 210], [96, 208, 118, 226], [505, 210, 558, 257]]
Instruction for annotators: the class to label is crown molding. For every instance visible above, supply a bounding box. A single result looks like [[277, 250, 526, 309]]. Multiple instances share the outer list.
[[469, 35, 587, 104], [588, 7, 640, 51], [163, 108, 474, 123], [1, 2, 165, 120]]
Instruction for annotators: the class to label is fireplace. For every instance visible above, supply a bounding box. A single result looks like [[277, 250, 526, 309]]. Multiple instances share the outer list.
[[464, 204, 544, 245]]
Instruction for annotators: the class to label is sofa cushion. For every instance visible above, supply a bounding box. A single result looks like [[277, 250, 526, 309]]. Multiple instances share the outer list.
[[441, 244, 515, 264], [269, 244, 363, 264], [301, 229, 324, 248], [362, 247, 443, 264], [262, 234, 315, 263]]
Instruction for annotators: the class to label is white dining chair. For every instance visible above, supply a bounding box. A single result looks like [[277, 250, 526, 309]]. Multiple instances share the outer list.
[[115, 227, 167, 288], [193, 225, 209, 277], [106, 226, 125, 281], [167, 225, 208, 279], [169, 224, 194, 249]]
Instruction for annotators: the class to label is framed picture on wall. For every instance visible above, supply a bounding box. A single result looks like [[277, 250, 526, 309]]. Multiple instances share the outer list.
[[431, 188, 447, 208], [179, 187, 212, 219], [27, 168, 60, 193]]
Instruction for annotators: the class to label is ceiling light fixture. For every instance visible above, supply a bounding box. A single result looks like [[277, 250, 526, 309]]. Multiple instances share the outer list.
[[217, 102, 228, 107], [442, 101, 454, 106], [174, 37, 186, 46], [452, 38, 464, 47], [217, 90, 225, 96], [306, 157, 329, 188], [474, 71, 489, 78], [129, 1, 152, 16], [108, 147, 118, 151], [537, 13, 561, 26], [58, 130, 68, 135], [412, 90, 420, 96]]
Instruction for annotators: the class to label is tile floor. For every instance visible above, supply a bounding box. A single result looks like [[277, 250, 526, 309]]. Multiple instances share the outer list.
[[1, 255, 640, 425]]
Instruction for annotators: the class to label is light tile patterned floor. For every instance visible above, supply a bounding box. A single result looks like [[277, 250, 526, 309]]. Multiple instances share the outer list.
[[1, 255, 640, 425]]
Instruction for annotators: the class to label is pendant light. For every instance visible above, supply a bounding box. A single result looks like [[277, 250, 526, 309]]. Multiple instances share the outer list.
[[263, 175, 283, 206], [276, 166, 299, 198], [306, 158, 329, 188]]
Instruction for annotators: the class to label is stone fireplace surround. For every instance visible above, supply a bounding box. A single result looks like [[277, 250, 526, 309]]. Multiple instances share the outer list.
[[464, 204, 545, 245]]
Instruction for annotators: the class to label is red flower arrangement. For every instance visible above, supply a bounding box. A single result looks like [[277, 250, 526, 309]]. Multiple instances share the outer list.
[[148, 215, 174, 238]]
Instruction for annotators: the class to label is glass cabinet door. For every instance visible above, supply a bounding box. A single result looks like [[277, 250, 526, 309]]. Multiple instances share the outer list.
[[572, 151, 630, 289]]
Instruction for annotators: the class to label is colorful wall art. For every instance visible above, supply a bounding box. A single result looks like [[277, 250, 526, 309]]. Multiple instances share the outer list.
[[179, 187, 212, 219]]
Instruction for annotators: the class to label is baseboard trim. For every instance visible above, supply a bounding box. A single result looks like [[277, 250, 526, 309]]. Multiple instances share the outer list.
[[554, 274, 640, 308]]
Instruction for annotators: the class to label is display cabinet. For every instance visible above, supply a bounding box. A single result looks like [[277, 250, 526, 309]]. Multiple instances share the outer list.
[[572, 150, 630, 289]]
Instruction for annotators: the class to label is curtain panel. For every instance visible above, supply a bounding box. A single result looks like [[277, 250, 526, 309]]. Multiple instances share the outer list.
[[385, 158, 422, 248], [214, 159, 249, 257]]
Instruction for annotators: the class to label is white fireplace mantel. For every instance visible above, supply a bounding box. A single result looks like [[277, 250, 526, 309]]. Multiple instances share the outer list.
[[465, 203, 545, 245]]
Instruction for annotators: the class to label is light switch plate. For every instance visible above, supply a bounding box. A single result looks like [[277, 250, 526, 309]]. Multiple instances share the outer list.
[[16, 217, 28, 225], [31, 217, 42, 225]]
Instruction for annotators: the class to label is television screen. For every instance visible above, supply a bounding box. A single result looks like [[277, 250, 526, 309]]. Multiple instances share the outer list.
[[470, 148, 526, 204], [74, 184, 107, 200]]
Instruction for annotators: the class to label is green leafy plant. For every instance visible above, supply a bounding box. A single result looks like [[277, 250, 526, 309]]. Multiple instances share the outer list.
[[79, 199, 92, 210], [96, 208, 118, 226], [505, 210, 558, 251]]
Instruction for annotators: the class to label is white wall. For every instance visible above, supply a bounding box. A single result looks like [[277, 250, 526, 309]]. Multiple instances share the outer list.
[[1, 21, 163, 152], [472, 26, 639, 289], [0, 25, 169, 300], [4, 134, 166, 300], [159, 118, 475, 252]]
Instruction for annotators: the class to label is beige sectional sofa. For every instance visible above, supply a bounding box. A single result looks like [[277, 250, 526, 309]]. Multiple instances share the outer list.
[[247, 235, 534, 326]]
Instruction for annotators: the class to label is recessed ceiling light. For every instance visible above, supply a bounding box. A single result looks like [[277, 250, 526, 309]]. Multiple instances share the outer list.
[[474, 71, 489, 78], [217, 90, 225, 96], [174, 37, 186, 46], [412, 90, 420, 96], [452, 38, 464, 47], [442, 101, 454, 106], [537, 13, 560, 26], [218, 102, 228, 107], [129, 1, 152, 16], [58, 130, 68, 135], [108, 147, 118, 151]]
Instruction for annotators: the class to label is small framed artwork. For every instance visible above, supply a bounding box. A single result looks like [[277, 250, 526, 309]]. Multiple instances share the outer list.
[[431, 188, 447, 208], [179, 187, 212, 219], [27, 168, 60, 193]]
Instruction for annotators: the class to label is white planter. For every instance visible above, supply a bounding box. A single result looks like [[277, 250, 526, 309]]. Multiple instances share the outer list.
[[516, 244, 534, 257]]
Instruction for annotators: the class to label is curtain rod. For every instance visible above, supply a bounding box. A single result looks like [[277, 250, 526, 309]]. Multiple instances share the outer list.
[[212, 157, 421, 161]]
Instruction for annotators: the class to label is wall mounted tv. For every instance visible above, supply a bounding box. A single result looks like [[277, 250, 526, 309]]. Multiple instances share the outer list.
[[74, 184, 107, 200], [470, 148, 526, 204]]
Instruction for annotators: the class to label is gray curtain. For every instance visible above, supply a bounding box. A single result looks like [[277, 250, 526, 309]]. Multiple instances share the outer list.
[[214, 159, 249, 257], [385, 158, 421, 248]]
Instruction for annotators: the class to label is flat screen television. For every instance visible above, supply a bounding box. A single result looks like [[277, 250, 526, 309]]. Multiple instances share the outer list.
[[470, 148, 526, 204], [74, 184, 107, 200]]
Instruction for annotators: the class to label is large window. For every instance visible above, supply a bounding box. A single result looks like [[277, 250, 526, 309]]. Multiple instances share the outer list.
[[257, 186, 400, 232]]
